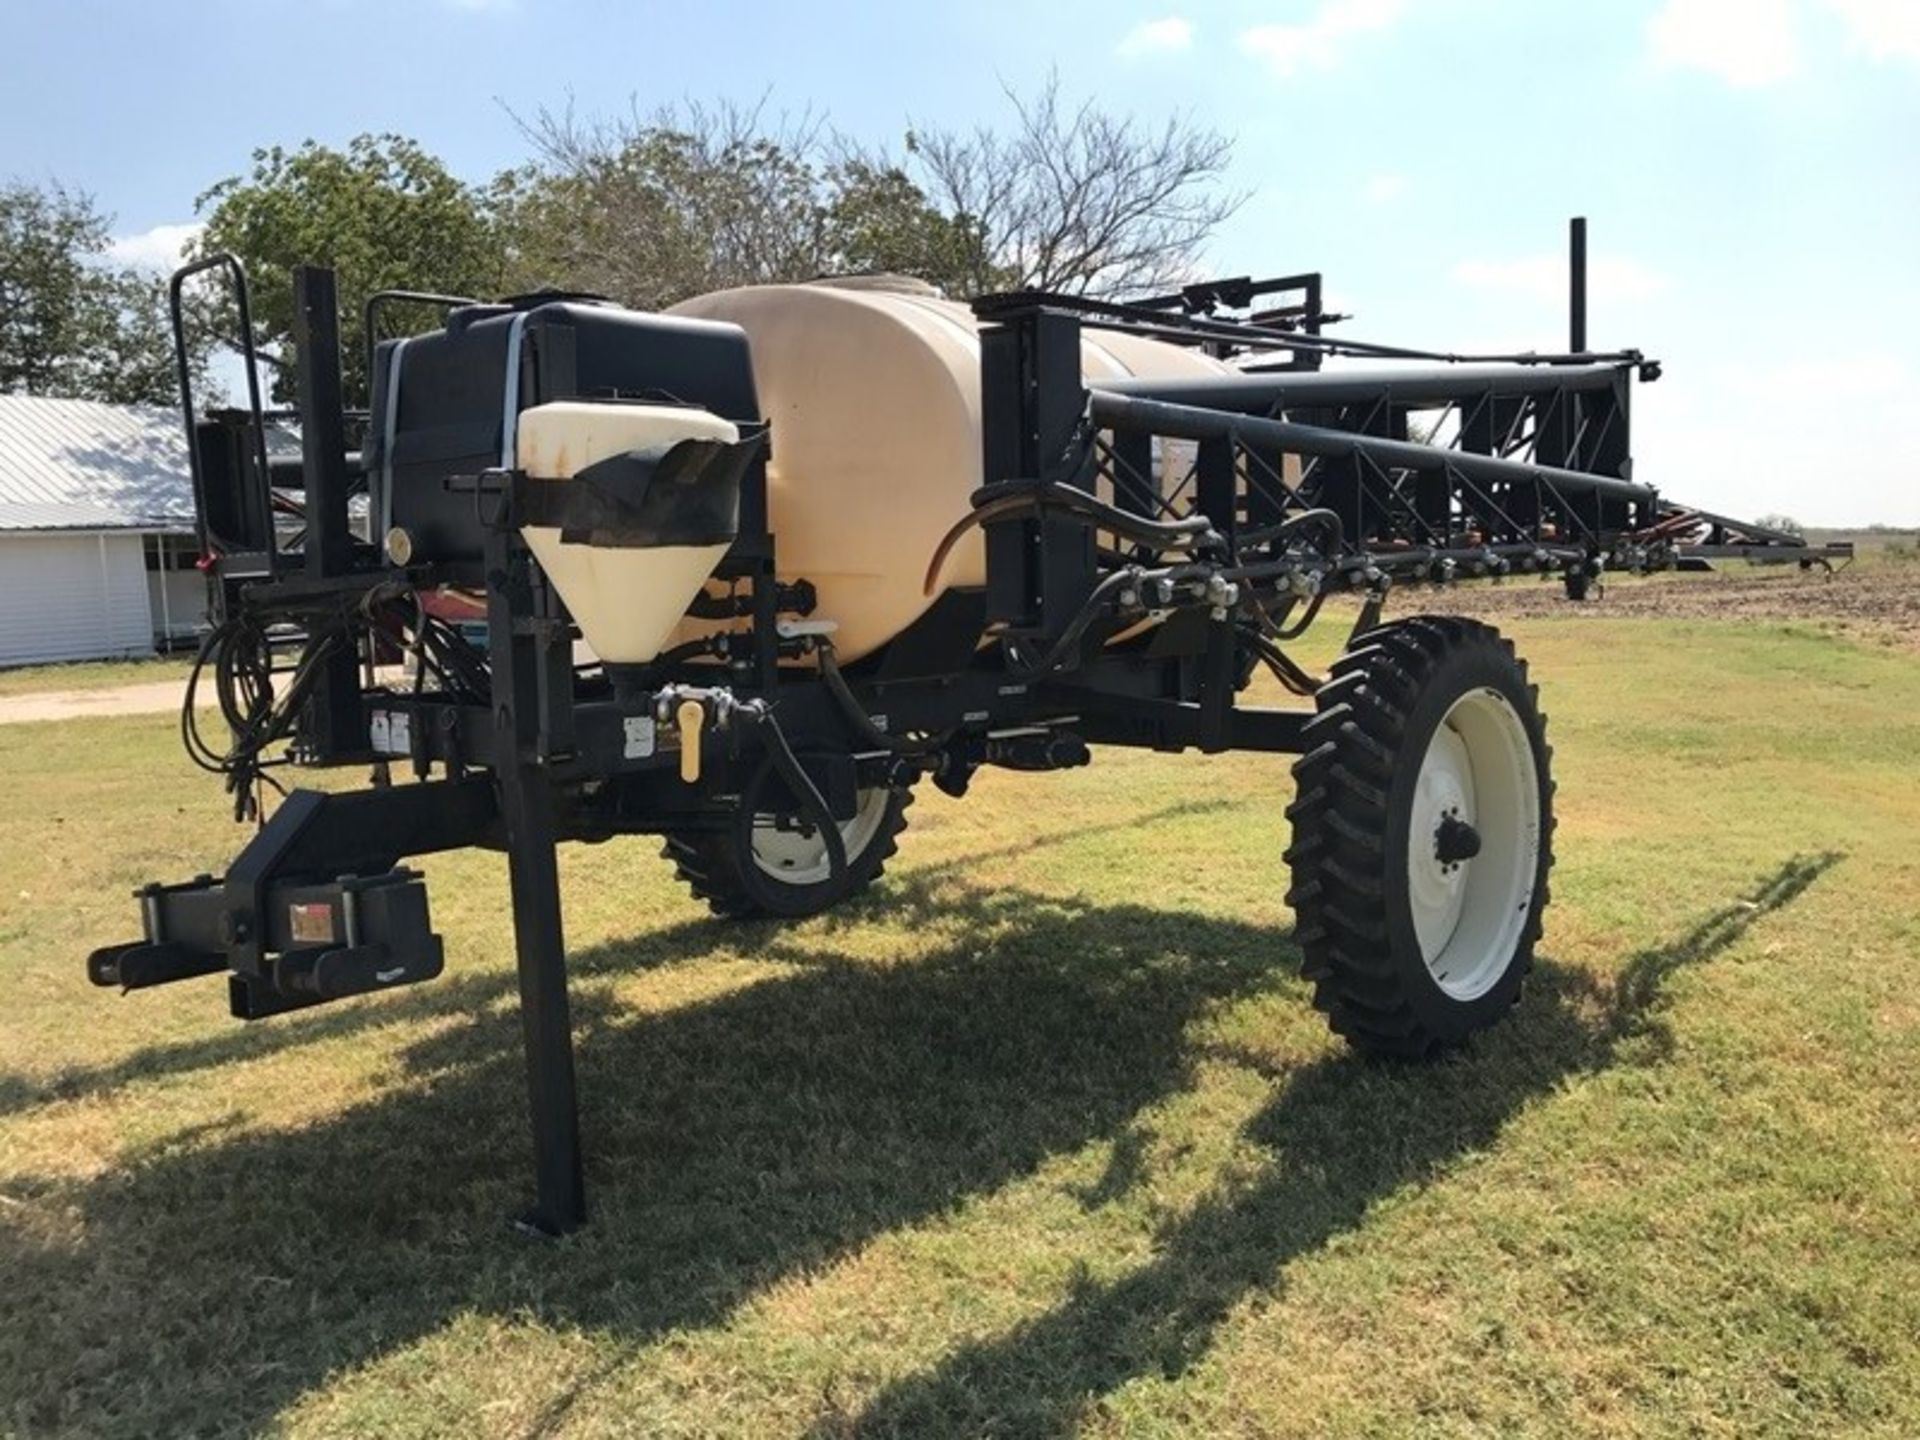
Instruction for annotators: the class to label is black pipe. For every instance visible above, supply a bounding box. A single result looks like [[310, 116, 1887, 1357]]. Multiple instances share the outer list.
[[362, 288, 480, 408], [288, 265, 366, 758], [1099, 362, 1627, 413], [975, 288, 1637, 368], [168, 253, 273, 560], [1085, 390, 1656, 507], [1571, 216, 1588, 354], [291, 267, 353, 578]]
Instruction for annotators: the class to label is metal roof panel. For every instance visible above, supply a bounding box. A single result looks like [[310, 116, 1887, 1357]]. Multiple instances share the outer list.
[[0, 395, 197, 531]]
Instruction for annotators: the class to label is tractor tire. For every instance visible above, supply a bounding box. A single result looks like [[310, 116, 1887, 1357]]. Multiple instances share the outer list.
[[1285, 616, 1554, 1057], [663, 781, 913, 920]]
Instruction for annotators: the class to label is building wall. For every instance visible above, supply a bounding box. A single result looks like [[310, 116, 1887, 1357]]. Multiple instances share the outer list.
[[144, 533, 209, 646], [0, 532, 156, 666], [147, 568, 207, 645]]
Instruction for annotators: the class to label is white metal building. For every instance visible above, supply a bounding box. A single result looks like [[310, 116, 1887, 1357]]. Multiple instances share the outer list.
[[0, 395, 205, 667]]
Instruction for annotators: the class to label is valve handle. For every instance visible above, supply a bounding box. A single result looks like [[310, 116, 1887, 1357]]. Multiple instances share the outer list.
[[676, 698, 705, 785]]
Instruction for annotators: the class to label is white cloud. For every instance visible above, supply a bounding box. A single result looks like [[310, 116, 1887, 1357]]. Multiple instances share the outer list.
[[104, 221, 205, 271], [1636, 352, 1920, 525], [1116, 16, 1193, 57], [1647, 0, 1799, 86], [1364, 173, 1405, 204], [1453, 253, 1671, 307], [1237, 0, 1403, 77], [1824, 0, 1920, 65]]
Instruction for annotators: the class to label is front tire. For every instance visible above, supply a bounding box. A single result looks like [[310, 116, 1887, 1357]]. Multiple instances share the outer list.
[[1285, 617, 1554, 1056]]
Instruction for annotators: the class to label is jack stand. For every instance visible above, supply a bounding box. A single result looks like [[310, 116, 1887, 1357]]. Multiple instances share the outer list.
[[499, 759, 585, 1237], [488, 520, 587, 1237]]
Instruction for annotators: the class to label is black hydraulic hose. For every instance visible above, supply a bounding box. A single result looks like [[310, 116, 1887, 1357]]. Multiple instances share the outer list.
[[970, 479, 1218, 546], [738, 704, 848, 884], [1237, 506, 1345, 552], [1236, 624, 1321, 696], [1266, 590, 1326, 642], [924, 481, 1215, 595], [181, 611, 350, 820], [652, 636, 725, 669], [817, 642, 950, 756], [1003, 567, 1150, 679], [1005, 561, 1208, 679]]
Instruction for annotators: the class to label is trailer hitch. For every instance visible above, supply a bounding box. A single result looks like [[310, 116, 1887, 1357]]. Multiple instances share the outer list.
[[86, 867, 447, 1019]]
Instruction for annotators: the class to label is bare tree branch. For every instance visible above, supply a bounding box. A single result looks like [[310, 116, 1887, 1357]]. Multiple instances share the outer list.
[[499, 75, 1242, 306]]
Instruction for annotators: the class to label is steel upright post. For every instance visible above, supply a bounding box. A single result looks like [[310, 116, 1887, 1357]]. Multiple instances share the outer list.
[[1570, 216, 1589, 354], [486, 522, 587, 1236]]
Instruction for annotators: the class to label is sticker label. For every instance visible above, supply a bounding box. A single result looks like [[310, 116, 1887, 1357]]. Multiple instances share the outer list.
[[288, 901, 337, 946], [623, 715, 657, 759], [368, 710, 411, 756]]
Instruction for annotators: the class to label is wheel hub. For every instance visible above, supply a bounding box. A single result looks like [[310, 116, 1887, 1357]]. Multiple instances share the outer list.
[[1405, 687, 1542, 1002], [1434, 813, 1482, 865], [1408, 724, 1474, 958]]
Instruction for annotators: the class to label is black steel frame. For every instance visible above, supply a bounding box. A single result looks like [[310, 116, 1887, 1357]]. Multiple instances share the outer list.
[[94, 219, 1845, 1233]]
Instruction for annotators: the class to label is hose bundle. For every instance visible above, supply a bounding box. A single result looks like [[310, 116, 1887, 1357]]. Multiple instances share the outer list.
[[181, 610, 352, 821], [181, 584, 492, 822]]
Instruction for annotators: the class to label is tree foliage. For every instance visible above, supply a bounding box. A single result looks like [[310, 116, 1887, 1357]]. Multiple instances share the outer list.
[[193, 134, 505, 402], [500, 80, 1238, 306], [45, 84, 1238, 407], [897, 74, 1243, 296], [0, 180, 187, 406], [496, 100, 997, 307], [496, 102, 840, 309]]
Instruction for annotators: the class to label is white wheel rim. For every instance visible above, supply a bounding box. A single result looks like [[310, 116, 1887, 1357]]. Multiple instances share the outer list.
[[1406, 688, 1540, 1001], [749, 787, 891, 887]]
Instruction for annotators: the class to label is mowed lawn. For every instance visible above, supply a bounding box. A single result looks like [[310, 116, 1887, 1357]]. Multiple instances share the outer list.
[[1, 614, 1916, 1438]]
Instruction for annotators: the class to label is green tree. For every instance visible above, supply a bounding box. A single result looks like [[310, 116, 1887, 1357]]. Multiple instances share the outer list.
[[497, 101, 839, 308], [0, 180, 187, 405], [823, 158, 1002, 294], [194, 134, 505, 403]]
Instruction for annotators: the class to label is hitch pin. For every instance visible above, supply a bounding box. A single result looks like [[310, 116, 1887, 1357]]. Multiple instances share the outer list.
[[677, 699, 706, 785]]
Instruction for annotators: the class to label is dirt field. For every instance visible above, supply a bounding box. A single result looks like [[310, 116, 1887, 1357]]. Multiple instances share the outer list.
[[0, 679, 210, 725], [1428, 559, 1920, 652]]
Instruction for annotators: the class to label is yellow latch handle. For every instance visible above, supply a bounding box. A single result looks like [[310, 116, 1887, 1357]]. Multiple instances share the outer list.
[[677, 699, 705, 784]]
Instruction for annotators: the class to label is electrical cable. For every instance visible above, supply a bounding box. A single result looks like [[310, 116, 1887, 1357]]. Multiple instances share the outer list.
[[181, 608, 353, 820], [179, 579, 492, 823]]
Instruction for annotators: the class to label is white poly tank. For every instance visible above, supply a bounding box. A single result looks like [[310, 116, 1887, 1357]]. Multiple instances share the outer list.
[[667, 278, 1233, 663]]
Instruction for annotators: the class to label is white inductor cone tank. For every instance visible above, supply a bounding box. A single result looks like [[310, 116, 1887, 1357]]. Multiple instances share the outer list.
[[516, 402, 740, 664]]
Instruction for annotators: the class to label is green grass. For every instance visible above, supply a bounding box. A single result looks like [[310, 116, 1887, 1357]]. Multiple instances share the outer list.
[[0, 653, 193, 697], [1, 616, 1916, 1438]]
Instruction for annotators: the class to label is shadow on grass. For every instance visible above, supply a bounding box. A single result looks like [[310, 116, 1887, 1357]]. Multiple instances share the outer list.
[[0, 851, 1836, 1438], [0, 799, 1245, 1120], [833, 850, 1844, 1437]]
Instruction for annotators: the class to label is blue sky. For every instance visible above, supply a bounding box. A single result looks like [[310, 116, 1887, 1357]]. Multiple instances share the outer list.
[[4, 0, 1915, 524]]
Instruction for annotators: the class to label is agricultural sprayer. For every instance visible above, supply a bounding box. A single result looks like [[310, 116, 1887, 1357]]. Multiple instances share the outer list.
[[86, 219, 1845, 1233]]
